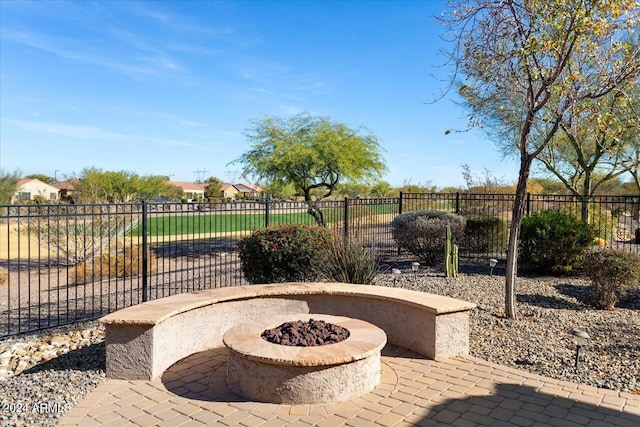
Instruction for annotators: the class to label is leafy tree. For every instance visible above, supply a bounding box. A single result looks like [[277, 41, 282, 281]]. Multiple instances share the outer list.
[[620, 122, 640, 195], [0, 169, 21, 204], [528, 177, 571, 195], [442, 0, 640, 318], [461, 164, 506, 193], [233, 113, 386, 224], [26, 173, 55, 184], [370, 180, 395, 197], [73, 168, 182, 203], [396, 178, 437, 194], [138, 175, 183, 201], [536, 85, 639, 220], [203, 176, 224, 201]]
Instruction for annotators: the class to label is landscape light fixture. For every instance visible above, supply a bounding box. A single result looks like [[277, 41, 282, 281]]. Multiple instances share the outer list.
[[571, 329, 590, 369], [489, 258, 498, 276], [391, 268, 401, 287], [411, 262, 420, 281]]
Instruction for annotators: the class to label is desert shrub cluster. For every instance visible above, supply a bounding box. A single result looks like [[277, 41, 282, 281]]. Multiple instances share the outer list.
[[238, 224, 383, 285], [314, 238, 381, 285], [391, 210, 465, 265], [464, 215, 508, 253], [518, 209, 595, 275], [238, 224, 334, 284], [584, 249, 640, 309], [69, 244, 157, 285]]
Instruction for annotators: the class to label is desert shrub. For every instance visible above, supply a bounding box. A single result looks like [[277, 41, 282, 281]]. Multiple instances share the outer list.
[[391, 210, 466, 265], [314, 239, 381, 285], [69, 244, 157, 285], [0, 267, 7, 286], [560, 203, 617, 243], [238, 224, 333, 284], [464, 215, 508, 253], [584, 250, 640, 309], [593, 237, 607, 247], [519, 209, 595, 275]]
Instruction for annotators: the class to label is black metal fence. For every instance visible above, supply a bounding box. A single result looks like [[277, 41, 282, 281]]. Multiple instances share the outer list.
[[401, 192, 640, 257], [1, 193, 639, 338]]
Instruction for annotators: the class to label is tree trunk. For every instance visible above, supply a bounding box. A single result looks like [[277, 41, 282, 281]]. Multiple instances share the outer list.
[[504, 157, 533, 319], [307, 203, 325, 227], [580, 174, 591, 223]]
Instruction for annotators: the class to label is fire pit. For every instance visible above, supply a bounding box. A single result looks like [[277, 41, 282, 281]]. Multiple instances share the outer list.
[[222, 313, 387, 404]]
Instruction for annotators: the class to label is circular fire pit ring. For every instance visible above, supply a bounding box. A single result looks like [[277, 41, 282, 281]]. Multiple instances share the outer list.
[[222, 313, 387, 404]]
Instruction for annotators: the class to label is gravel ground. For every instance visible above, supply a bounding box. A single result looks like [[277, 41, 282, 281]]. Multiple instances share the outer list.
[[1, 264, 639, 426]]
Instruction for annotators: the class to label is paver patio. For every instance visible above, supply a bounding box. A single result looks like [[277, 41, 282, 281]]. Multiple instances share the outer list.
[[59, 345, 640, 426]]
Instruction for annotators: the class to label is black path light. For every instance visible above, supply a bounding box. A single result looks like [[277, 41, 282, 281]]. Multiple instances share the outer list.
[[571, 329, 590, 369]]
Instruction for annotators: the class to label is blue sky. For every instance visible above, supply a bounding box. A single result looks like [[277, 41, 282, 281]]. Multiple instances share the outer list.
[[0, 0, 521, 188]]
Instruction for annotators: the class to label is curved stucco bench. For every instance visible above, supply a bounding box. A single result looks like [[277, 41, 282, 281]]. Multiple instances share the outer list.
[[99, 283, 476, 380]]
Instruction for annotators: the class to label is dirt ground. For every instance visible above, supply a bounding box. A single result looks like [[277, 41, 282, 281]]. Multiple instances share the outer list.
[[0, 224, 54, 259]]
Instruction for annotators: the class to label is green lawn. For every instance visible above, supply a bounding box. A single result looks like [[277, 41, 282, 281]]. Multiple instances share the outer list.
[[129, 203, 397, 236], [131, 210, 340, 236]]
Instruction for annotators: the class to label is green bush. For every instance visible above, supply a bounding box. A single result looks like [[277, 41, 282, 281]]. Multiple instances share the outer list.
[[519, 209, 595, 275], [584, 249, 640, 309], [314, 239, 381, 285], [391, 210, 466, 265], [238, 224, 333, 284], [464, 215, 508, 253], [560, 203, 617, 243]]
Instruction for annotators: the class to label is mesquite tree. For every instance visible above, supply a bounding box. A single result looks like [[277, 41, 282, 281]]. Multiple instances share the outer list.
[[537, 82, 640, 222], [233, 113, 386, 226], [441, 0, 640, 318]]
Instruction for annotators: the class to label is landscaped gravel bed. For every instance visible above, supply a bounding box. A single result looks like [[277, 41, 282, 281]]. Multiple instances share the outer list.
[[1, 265, 638, 426], [375, 262, 640, 394]]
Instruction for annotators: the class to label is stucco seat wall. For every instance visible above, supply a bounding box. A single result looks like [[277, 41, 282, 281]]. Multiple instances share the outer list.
[[99, 283, 476, 380]]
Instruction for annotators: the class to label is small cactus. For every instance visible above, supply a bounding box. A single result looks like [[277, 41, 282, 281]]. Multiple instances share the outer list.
[[444, 226, 459, 278]]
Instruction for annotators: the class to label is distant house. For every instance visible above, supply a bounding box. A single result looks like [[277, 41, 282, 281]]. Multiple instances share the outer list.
[[13, 178, 60, 203], [221, 183, 263, 200], [52, 180, 77, 202], [168, 181, 205, 202]]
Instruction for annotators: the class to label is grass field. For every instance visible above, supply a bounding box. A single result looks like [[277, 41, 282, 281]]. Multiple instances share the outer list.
[[131, 211, 331, 236], [131, 204, 397, 236]]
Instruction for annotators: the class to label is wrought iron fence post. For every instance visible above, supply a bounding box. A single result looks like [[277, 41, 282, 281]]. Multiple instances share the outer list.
[[343, 197, 349, 245], [455, 192, 460, 215], [142, 201, 148, 302], [526, 192, 531, 215], [265, 198, 270, 228], [399, 191, 403, 215]]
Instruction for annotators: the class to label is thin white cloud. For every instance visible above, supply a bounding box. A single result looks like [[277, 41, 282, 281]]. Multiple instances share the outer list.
[[3, 118, 198, 148], [121, 110, 210, 127], [126, 3, 234, 38], [1, 29, 158, 76], [236, 59, 334, 96], [166, 42, 224, 57]]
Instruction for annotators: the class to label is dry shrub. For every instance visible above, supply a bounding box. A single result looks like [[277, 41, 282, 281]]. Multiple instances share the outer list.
[[584, 249, 640, 310], [391, 210, 466, 265], [69, 244, 157, 285], [0, 267, 7, 286]]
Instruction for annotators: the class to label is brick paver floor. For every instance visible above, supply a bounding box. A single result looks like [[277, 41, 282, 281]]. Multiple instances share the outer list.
[[60, 345, 640, 426]]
